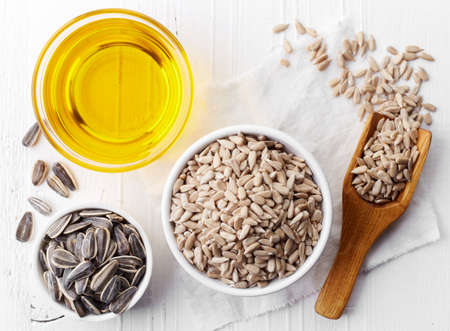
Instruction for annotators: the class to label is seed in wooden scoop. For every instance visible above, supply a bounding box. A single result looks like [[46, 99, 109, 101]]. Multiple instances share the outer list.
[[47, 214, 72, 239], [100, 275, 121, 304], [47, 173, 70, 198], [109, 286, 138, 314], [131, 265, 146, 287], [16, 212, 33, 242], [53, 162, 78, 191], [114, 226, 130, 255], [22, 123, 41, 147], [32, 160, 49, 186], [95, 227, 110, 264], [82, 228, 97, 260], [129, 233, 146, 260], [90, 260, 119, 292], [28, 197, 52, 216], [80, 296, 101, 315], [51, 248, 80, 268], [66, 261, 95, 284]]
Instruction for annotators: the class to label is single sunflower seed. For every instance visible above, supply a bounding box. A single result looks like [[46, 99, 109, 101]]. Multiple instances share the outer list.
[[90, 260, 119, 292], [47, 173, 70, 198], [66, 261, 95, 284], [100, 275, 121, 304], [16, 212, 33, 242], [22, 123, 41, 147], [129, 233, 146, 260], [32, 160, 49, 186], [47, 214, 72, 239], [28, 197, 52, 216], [52, 162, 78, 191], [109, 286, 138, 314]]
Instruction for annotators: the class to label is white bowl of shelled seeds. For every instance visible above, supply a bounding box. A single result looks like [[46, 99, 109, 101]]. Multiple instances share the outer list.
[[33, 203, 152, 321], [161, 125, 332, 296]]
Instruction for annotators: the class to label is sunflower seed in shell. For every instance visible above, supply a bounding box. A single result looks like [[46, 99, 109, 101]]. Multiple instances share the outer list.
[[66, 233, 77, 253], [131, 265, 146, 287], [62, 267, 74, 288], [111, 255, 143, 269], [103, 241, 117, 265], [32, 160, 49, 186], [80, 296, 101, 315], [95, 227, 110, 264], [16, 212, 33, 242], [45, 242, 63, 277], [56, 277, 78, 301], [90, 260, 119, 292], [82, 228, 97, 260], [47, 174, 70, 198], [72, 299, 87, 317], [86, 217, 113, 230], [129, 233, 146, 260], [47, 214, 72, 239], [66, 261, 95, 284], [118, 276, 131, 290], [51, 248, 80, 268], [22, 123, 41, 147], [100, 275, 121, 304], [44, 270, 60, 301], [74, 233, 84, 259], [114, 226, 130, 255], [79, 209, 110, 217], [106, 213, 124, 223], [53, 162, 78, 191], [122, 224, 139, 237], [28, 197, 52, 216], [63, 220, 91, 234], [74, 277, 89, 295], [39, 249, 48, 272], [109, 286, 138, 315]]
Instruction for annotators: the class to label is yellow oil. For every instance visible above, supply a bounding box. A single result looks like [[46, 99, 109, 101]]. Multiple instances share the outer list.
[[43, 17, 184, 166]]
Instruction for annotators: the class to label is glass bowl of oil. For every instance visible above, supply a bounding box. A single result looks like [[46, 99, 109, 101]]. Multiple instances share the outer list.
[[32, 9, 193, 172]]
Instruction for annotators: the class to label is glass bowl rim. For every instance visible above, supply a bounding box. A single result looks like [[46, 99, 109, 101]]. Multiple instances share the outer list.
[[32, 8, 193, 172]]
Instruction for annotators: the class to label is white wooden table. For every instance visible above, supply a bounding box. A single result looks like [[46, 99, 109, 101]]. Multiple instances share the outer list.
[[2, 0, 449, 330]]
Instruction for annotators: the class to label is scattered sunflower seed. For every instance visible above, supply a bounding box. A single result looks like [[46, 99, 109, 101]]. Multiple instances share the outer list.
[[47, 173, 70, 198], [52, 162, 78, 191], [272, 23, 289, 33], [16, 212, 33, 242], [22, 123, 41, 147], [28, 197, 52, 216], [32, 160, 49, 186]]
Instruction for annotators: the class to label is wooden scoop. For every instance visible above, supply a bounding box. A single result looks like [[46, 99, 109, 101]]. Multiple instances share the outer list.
[[314, 112, 432, 319]]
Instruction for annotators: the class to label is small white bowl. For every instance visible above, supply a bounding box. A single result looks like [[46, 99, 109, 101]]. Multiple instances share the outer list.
[[161, 125, 332, 296], [33, 203, 153, 321]]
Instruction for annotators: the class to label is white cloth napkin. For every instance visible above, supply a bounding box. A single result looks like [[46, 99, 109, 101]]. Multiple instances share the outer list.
[[157, 20, 440, 330]]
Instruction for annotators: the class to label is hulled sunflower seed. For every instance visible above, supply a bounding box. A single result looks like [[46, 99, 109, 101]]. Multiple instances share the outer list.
[[47, 174, 70, 198], [418, 52, 434, 61], [283, 39, 293, 54], [32, 160, 49, 186], [90, 260, 119, 292], [53, 162, 78, 191], [280, 58, 290, 67], [100, 275, 121, 304], [47, 214, 72, 239], [22, 123, 41, 147], [109, 286, 138, 314], [16, 212, 33, 242], [28, 197, 52, 216], [294, 20, 306, 34], [272, 23, 289, 33]]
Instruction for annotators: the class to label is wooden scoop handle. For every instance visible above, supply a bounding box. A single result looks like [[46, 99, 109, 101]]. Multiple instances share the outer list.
[[314, 198, 392, 319]]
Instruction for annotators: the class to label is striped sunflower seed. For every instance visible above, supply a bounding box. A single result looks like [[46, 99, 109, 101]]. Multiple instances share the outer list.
[[16, 212, 33, 242], [22, 123, 41, 147], [28, 197, 52, 216], [47, 214, 72, 239], [51, 248, 80, 268], [80, 296, 101, 315], [65, 261, 95, 284], [53, 162, 78, 191], [129, 233, 146, 260], [109, 286, 138, 314], [47, 173, 70, 198], [100, 275, 121, 304], [32, 160, 49, 186], [89, 260, 119, 292]]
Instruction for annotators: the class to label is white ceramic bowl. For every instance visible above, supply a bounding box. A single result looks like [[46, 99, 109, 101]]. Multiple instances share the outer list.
[[161, 125, 332, 296], [33, 203, 153, 321]]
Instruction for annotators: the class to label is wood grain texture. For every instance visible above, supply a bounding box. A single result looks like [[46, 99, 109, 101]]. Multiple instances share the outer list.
[[0, 0, 449, 330], [315, 112, 432, 319]]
